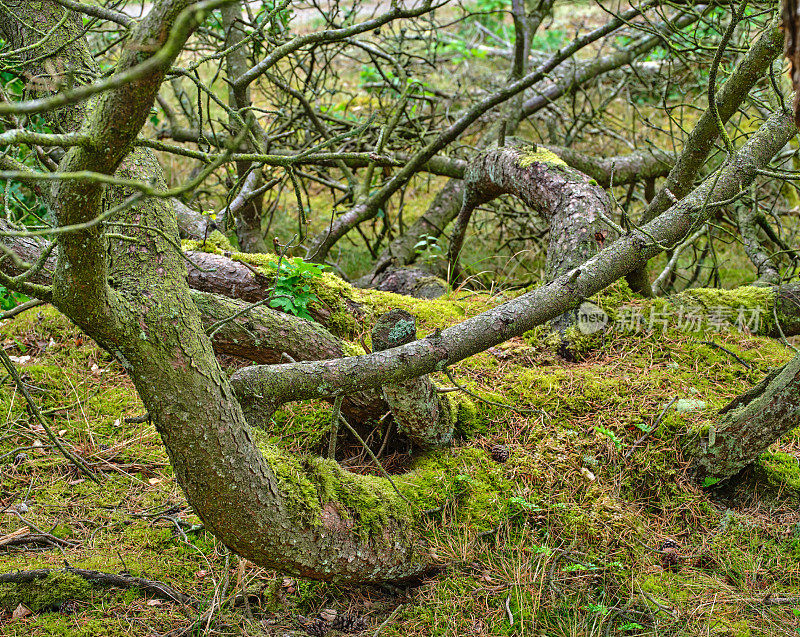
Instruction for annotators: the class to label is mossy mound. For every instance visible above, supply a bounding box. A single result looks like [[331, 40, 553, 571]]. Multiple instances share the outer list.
[[0, 573, 90, 613]]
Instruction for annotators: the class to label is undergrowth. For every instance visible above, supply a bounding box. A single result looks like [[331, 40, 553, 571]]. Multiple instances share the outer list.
[[1, 293, 799, 636]]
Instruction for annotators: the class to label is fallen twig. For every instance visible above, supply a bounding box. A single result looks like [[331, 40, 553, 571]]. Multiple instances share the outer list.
[[624, 396, 678, 459], [698, 340, 752, 368], [441, 367, 545, 416], [0, 566, 201, 607]]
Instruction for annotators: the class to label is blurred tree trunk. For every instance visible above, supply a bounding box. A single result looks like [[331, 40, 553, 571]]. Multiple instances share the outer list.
[[221, 3, 269, 253]]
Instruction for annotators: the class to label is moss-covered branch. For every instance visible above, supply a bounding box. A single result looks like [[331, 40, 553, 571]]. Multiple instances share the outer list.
[[689, 350, 800, 482], [229, 112, 798, 409]]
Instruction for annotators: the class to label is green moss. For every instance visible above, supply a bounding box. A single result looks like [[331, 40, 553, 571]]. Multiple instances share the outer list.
[[178, 241, 467, 338], [340, 340, 366, 357], [7, 241, 800, 636], [711, 619, 751, 637], [326, 310, 358, 337], [408, 275, 449, 298], [756, 451, 800, 495], [560, 324, 601, 358], [264, 403, 333, 453], [0, 572, 91, 612], [253, 420, 515, 536], [253, 429, 410, 534], [181, 229, 236, 255], [517, 146, 567, 168], [181, 236, 279, 275], [447, 393, 482, 435], [594, 279, 638, 315], [639, 572, 693, 605], [205, 230, 233, 251], [309, 268, 467, 335], [0, 305, 78, 341], [402, 447, 514, 532], [675, 286, 775, 333], [523, 280, 636, 356]]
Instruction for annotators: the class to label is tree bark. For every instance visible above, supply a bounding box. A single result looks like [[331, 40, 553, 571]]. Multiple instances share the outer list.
[[302, 3, 665, 264], [363, 146, 675, 285], [371, 310, 453, 448], [737, 203, 782, 285], [173, 198, 216, 240], [690, 352, 800, 482], [192, 290, 387, 425], [0, 0, 428, 583]]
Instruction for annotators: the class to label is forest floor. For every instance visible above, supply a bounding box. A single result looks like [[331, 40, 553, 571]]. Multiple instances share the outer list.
[[1, 277, 800, 636], [2, 2, 798, 636]]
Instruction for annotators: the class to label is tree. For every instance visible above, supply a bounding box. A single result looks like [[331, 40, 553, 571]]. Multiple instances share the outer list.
[[0, 0, 799, 584]]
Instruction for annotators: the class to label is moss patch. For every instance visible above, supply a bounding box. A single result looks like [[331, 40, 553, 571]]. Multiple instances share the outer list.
[[0, 572, 91, 613], [517, 145, 567, 168]]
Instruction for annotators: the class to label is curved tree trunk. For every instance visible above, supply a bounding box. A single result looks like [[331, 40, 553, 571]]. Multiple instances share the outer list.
[[445, 143, 614, 356], [447, 144, 613, 281], [0, 0, 429, 583], [362, 146, 675, 288], [229, 112, 798, 430]]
